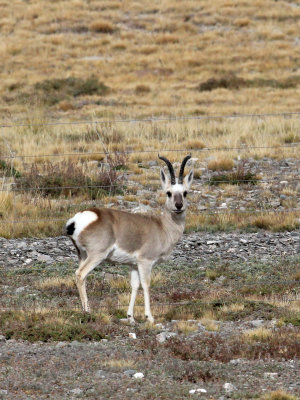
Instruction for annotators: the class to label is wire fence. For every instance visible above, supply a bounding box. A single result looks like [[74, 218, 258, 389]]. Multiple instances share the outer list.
[[1, 175, 300, 192], [1, 208, 299, 225], [1, 110, 300, 129], [1, 143, 300, 160], [1, 111, 299, 228]]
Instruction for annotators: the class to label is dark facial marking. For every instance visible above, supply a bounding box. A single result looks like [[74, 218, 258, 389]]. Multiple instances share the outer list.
[[174, 193, 183, 209]]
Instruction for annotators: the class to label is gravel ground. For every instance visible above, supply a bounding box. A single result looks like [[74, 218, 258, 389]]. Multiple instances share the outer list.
[[0, 230, 299, 399], [0, 230, 299, 268]]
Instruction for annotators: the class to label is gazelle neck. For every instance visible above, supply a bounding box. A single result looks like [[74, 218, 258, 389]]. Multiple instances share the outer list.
[[162, 206, 186, 233]]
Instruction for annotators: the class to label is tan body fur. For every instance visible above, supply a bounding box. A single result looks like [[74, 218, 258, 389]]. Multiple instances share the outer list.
[[66, 156, 193, 323]]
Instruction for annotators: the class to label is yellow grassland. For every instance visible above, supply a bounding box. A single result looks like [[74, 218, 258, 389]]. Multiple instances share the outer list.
[[0, 0, 299, 119], [0, 1, 299, 237]]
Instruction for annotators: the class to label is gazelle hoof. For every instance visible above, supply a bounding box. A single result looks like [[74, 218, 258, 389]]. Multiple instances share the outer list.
[[127, 315, 135, 324], [145, 315, 154, 324]]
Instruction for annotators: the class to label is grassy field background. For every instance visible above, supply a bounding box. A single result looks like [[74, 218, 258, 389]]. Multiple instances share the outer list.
[[0, 0, 300, 236], [0, 2, 299, 398]]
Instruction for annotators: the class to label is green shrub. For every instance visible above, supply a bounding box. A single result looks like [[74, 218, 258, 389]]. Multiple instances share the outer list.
[[15, 155, 127, 198], [33, 77, 109, 105]]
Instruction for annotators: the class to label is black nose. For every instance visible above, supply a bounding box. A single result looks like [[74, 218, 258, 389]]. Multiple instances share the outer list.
[[175, 202, 183, 209]]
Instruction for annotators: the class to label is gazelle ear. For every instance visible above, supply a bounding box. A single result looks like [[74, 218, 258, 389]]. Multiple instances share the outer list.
[[160, 168, 170, 190], [183, 170, 194, 189]]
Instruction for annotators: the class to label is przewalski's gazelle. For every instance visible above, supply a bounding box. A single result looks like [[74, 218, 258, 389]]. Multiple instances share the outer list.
[[66, 155, 193, 323]]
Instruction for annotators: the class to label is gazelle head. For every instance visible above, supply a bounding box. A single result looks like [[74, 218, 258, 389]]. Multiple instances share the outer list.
[[159, 155, 194, 215]]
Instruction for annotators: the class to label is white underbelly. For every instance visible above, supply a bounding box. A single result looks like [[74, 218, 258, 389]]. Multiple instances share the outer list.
[[107, 246, 138, 265]]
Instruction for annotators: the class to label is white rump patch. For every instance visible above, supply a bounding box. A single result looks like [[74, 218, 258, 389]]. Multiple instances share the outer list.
[[67, 210, 98, 242]]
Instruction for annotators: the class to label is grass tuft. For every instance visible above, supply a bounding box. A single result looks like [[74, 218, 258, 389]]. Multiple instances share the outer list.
[[0, 310, 107, 342]]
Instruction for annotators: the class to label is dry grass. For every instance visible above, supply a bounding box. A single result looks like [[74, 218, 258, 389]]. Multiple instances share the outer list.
[[243, 327, 273, 343], [0, 1, 299, 238], [1, 0, 300, 119], [260, 391, 298, 400], [36, 276, 75, 290], [207, 158, 234, 171], [175, 320, 198, 334], [104, 359, 135, 369]]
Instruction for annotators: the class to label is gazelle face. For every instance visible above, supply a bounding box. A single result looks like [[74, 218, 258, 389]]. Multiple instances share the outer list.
[[160, 170, 194, 214]]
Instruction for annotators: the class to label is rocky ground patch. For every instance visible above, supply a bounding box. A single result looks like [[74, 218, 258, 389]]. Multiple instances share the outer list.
[[0, 230, 299, 399]]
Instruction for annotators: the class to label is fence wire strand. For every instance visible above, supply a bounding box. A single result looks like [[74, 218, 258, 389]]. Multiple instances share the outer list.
[[1, 143, 300, 160], [0, 208, 299, 225], [1, 111, 300, 129]]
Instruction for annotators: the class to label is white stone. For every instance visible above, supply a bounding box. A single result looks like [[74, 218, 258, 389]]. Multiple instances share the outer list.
[[129, 332, 137, 339], [70, 388, 82, 395], [223, 383, 236, 393], [264, 372, 278, 380], [133, 372, 144, 379], [156, 331, 177, 343]]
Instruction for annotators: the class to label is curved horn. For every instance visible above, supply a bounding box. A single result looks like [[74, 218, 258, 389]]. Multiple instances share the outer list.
[[158, 155, 176, 185], [178, 154, 192, 183]]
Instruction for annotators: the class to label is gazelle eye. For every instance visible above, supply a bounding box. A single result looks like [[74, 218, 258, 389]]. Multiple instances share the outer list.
[[166, 191, 172, 198], [183, 191, 188, 197]]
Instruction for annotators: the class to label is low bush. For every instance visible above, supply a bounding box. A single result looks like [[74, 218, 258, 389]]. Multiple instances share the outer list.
[[33, 77, 109, 105], [165, 327, 300, 362], [0, 310, 107, 342], [15, 154, 127, 198], [0, 159, 21, 178], [208, 165, 260, 185], [198, 73, 300, 92]]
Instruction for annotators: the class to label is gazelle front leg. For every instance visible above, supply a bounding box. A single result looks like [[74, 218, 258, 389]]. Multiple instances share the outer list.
[[138, 261, 154, 323], [127, 270, 140, 324]]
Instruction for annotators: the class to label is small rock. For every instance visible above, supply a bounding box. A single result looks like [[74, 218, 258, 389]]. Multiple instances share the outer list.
[[126, 388, 138, 393], [70, 340, 81, 346], [70, 388, 82, 395], [223, 383, 236, 393], [264, 372, 278, 380], [129, 332, 137, 339], [56, 342, 67, 348], [95, 370, 106, 378], [250, 319, 264, 328], [133, 372, 144, 379], [131, 204, 152, 214], [0, 335, 6, 342], [0, 390, 8, 395], [37, 254, 53, 263], [15, 286, 25, 294], [156, 331, 177, 343], [229, 358, 243, 364], [124, 369, 137, 377], [148, 160, 158, 167]]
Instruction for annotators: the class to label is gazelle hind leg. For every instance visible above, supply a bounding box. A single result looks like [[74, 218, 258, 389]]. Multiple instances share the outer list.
[[75, 253, 106, 312], [138, 262, 154, 323], [127, 270, 140, 323]]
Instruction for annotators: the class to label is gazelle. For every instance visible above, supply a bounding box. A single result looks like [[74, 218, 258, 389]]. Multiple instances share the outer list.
[[66, 155, 193, 323]]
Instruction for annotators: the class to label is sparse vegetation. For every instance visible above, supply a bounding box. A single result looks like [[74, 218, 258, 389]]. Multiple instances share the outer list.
[[208, 166, 260, 186], [30, 77, 109, 105], [0, 1, 299, 398]]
